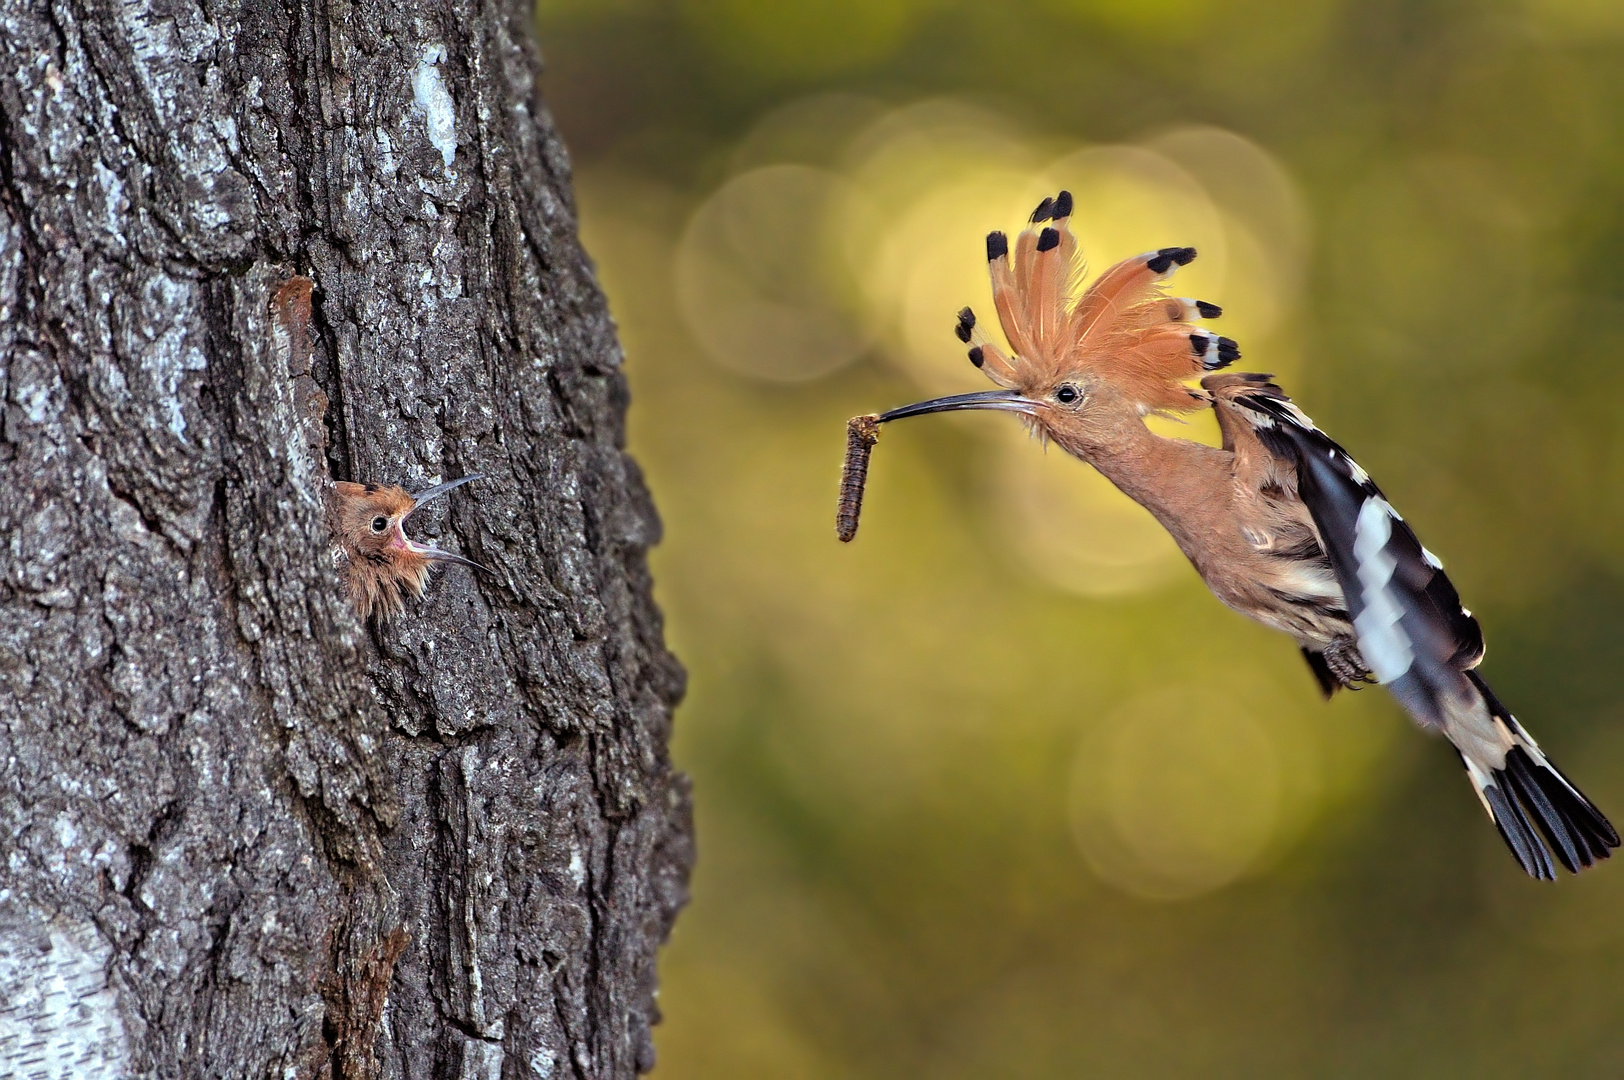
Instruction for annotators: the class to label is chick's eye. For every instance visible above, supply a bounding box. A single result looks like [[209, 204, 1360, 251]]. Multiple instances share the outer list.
[[1055, 384, 1081, 405], [370, 516, 389, 533]]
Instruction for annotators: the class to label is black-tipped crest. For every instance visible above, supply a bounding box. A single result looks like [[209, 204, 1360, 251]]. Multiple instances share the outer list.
[[1195, 299, 1222, 319], [968, 346, 985, 368], [1146, 246, 1198, 275], [1052, 190, 1073, 220], [1190, 334, 1241, 371], [1036, 228, 1060, 253], [986, 231, 1009, 261], [955, 306, 976, 343], [1030, 196, 1055, 223]]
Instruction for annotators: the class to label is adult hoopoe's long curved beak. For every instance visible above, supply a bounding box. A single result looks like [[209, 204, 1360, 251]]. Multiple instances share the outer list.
[[834, 391, 1043, 543], [878, 389, 1040, 423]]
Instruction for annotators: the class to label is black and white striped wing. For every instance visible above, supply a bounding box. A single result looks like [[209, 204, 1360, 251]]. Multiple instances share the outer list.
[[1231, 387, 1483, 730], [1219, 376, 1617, 877]]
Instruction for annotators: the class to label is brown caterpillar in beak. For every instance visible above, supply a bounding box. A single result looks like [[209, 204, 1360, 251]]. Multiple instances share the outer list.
[[836, 414, 881, 542]]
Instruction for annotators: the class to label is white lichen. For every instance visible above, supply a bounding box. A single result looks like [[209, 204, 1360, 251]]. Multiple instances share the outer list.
[[20, 380, 53, 424], [567, 848, 585, 890], [412, 45, 457, 170], [91, 157, 128, 249], [0, 920, 129, 1078], [461, 1039, 505, 1080], [140, 273, 208, 440]]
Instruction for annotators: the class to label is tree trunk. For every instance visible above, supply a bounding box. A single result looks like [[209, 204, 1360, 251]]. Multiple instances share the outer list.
[[0, 0, 692, 1076]]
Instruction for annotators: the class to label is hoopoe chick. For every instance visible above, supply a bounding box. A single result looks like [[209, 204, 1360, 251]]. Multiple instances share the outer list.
[[325, 475, 488, 619], [861, 190, 1617, 879]]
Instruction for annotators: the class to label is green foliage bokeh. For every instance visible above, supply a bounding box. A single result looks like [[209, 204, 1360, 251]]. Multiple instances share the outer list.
[[538, 0, 1624, 1074]]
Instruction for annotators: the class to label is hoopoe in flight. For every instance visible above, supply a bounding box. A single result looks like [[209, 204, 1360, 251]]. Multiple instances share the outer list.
[[325, 474, 487, 619], [859, 191, 1617, 879]]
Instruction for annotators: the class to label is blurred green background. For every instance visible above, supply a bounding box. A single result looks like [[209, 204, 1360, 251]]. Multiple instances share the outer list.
[[536, 0, 1624, 1074]]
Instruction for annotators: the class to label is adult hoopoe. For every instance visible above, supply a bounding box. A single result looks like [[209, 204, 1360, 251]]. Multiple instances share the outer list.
[[325, 474, 488, 619], [857, 191, 1617, 879]]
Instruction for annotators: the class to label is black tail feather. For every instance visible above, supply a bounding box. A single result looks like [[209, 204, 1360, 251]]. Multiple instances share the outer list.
[[1501, 748, 1583, 874], [1476, 769, 1556, 880], [1502, 747, 1618, 871], [1462, 670, 1619, 878]]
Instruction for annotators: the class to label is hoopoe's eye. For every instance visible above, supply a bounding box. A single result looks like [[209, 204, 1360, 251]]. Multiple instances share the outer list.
[[371, 516, 389, 533], [1054, 384, 1082, 406]]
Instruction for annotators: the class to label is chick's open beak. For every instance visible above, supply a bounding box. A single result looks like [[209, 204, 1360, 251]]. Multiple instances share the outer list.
[[396, 473, 493, 573], [407, 473, 484, 512], [416, 541, 491, 573]]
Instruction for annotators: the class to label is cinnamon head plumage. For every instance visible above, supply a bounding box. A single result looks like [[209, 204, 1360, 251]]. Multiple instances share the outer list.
[[325, 474, 488, 619], [846, 191, 1616, 879]]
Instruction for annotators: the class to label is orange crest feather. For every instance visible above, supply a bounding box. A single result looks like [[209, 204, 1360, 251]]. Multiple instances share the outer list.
[[959, 191, 1238, 414]]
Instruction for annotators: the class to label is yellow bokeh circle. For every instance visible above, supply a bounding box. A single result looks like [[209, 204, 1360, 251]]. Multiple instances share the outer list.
[[1068, 683, 1285, 900], [676, 164, 877, 383]]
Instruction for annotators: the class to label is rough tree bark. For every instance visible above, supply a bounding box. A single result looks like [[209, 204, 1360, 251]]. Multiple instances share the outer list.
[[0, 0, 692, 1076]]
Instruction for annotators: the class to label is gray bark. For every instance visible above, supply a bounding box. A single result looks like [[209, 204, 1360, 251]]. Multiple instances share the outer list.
[[0, 0, 692, 1076]]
